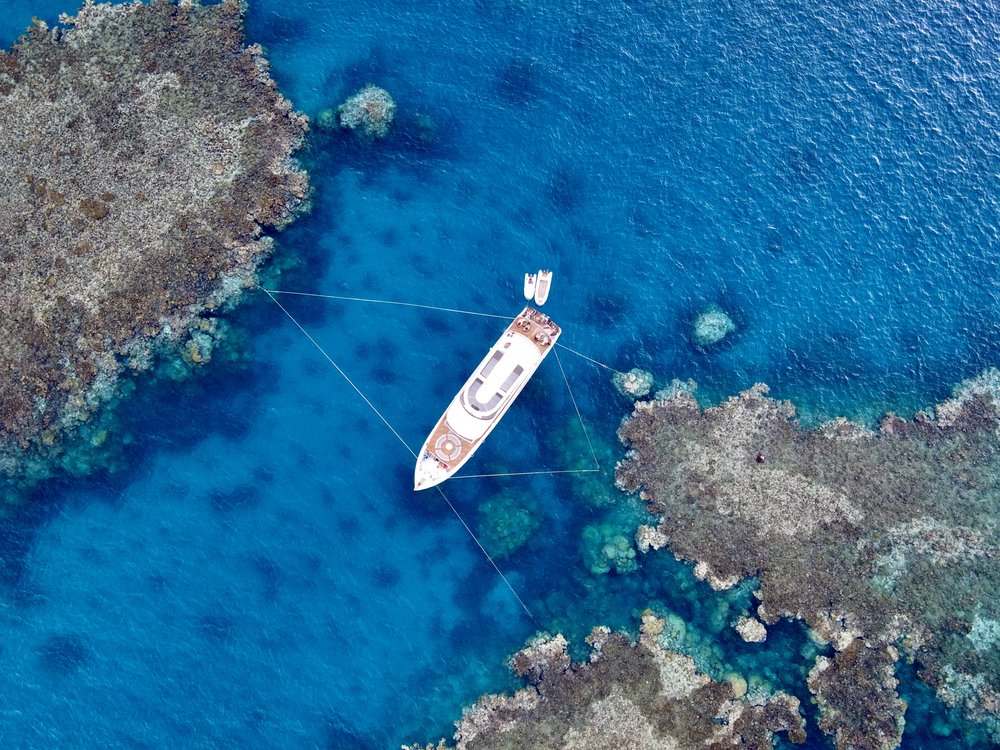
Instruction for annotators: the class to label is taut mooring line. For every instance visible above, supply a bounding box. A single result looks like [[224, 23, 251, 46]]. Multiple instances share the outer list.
[[452, 468, 600, 480], [261, 286, 629, 375], [259, 287, 511, 320], [435, 486, 536, 624], [555, 347, 602, 471], [256, 284, 535, 623], [258, 286, 414, 457], [554, 342, 627, 376]]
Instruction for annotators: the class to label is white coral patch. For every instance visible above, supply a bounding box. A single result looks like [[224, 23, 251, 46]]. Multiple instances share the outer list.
[[735, 616, 768, 643], [969, 617, 1000, 653], [693, 560, 741, 590], [652, 649, 709, 700], [635, 524, 669, 553], [562, 689, 676, 750]]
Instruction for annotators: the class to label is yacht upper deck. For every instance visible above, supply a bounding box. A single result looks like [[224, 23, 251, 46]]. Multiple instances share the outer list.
[[415, 306, 560, 490]]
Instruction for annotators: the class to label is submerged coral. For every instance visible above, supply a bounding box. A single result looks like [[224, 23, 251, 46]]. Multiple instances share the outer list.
[[477, 493, 541, 559], [653, 377, 697, 402], [616, 371, 1000, 747], [612, 368, 654, 399], [691, 304, 736, 347], [406, 614, 805, 750], [581, 521, 638, 576], [551, 418, 620, 509], [337, 84, 396, 139], [0, 0, 308, 479], [315, 108, 337, 130]]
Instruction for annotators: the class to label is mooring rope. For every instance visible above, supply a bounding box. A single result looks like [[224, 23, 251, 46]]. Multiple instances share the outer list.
[[554, 342, 627, 376], [260, 286, 629, 376], [257, 285, 536, 622], [434, 485, 536, 623], [259, 287, 415, 456], [259, 287, 511, 320], [555, 347, 602, 470], [452, 468, 601, 480]]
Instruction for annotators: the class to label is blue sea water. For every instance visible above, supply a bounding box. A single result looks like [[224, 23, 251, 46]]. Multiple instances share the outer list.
[[1, 0, 998, 747]]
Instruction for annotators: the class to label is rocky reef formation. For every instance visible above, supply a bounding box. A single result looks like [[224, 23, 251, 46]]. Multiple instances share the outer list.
[[581, 521, 639, 576], [617, 371, 1000, 748], [0, 0, 308, 481], [551, 418, 620, 510], [477, 493, 541, 559], [734, 615, 768, 643], [612, 368, 654, 399], [406, 613, 805, 750], [691, 304, 735, 347], [333, 84, 396, 139]]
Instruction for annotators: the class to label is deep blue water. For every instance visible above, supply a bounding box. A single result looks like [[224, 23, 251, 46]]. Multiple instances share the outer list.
[[1, 0, 998, 747]]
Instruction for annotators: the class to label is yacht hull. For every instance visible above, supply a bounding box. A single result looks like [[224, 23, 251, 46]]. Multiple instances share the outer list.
[[414, 306, 561, 490]]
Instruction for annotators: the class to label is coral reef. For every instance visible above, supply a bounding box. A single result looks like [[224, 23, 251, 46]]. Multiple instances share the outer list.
[[405, 614, 805, 750], [581, 521, 638, 576], [551, 418, 620, 509], [477, 493, 541, 559], [808, 642, 906, 750], [653, 377, 697, 402], [616, 371, 1000, 747], [336, 84, 396, 139], [734, 615, 768, 643], [0, 0, 308, 479], [612, 368, 654, 399], [691, 304, 736, 347], [160, 317, 246, 382]]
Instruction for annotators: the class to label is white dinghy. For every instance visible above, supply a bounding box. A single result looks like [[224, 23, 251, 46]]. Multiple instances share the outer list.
[[523, 272, 537, 300], [534, 269, 553, 306]]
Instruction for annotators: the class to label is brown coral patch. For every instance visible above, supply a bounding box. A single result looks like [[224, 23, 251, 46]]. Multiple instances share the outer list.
[[616, 378, 1000, 747], [78, 197, 110, 220], [0, 0, 309, 476], [406, 626, 805, 750]]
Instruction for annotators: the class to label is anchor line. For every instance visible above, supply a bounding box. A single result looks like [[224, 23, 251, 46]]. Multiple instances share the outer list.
[[435, 486, 535, 624], [259, 288, 511, 320], [555, 347, 602, 471], [554, 342, 627, 376], [260, 287, 628, 376], [258, 287, 415, 459], [257, 285, 535, 622], [452, 469, 600, 480]]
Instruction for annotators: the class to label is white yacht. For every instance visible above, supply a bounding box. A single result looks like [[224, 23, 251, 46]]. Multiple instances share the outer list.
[[414, 306, 562, 490]]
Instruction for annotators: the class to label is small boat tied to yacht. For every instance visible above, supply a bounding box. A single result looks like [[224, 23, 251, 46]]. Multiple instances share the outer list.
[[534, 269, 552, 306], [523, 272, 537, 300], [523, 269, 552, 306], [414, 299, 561, 491]]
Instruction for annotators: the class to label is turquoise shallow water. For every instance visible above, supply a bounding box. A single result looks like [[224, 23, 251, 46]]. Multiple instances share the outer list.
[[1, 0, 998, 747]]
